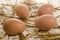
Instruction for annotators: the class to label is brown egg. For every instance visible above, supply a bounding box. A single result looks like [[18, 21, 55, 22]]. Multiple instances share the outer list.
[[3, 18, 26, 36], [35, 14, 57, 31], [15, 4, 29, 18], [37, 4, 54, 16]]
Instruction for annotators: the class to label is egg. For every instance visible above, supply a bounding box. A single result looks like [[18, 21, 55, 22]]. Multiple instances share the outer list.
[[3, 18, 26, 36], [35, 14, 57, 31], [37, 4, 54, 16], [15, 4, 29, 18]]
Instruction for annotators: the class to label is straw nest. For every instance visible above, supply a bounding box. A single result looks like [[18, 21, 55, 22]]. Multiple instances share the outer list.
[[0, 0, 60, 40]]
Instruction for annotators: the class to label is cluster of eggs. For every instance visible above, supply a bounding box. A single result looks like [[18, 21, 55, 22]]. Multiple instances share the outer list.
[[35, 4, 57, 31], [3, 4, 29, 36], [3, 4, 57, 36]]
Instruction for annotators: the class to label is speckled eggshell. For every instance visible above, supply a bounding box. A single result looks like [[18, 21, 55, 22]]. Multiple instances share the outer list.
[[35, 14, 57, 31], [15, 4, 29, 18], [3, 18, 26, 36], [37, 4, 54, 16]]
